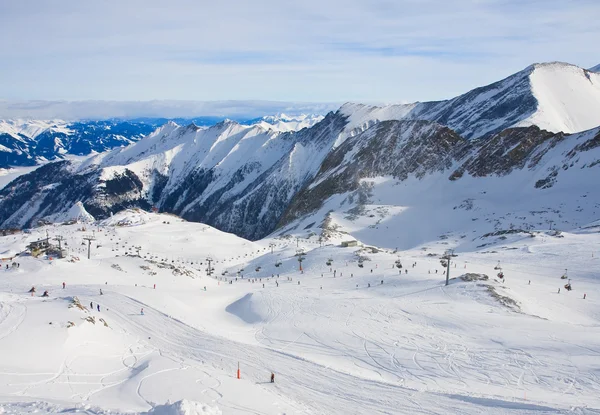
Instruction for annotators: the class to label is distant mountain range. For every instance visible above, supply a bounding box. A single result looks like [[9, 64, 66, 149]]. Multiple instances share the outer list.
[[0, 115, 324, 168], [0, 62, 599, 244]]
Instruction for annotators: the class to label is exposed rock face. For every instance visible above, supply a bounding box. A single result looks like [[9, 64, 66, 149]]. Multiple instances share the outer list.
[[279, 120, 468, 226]]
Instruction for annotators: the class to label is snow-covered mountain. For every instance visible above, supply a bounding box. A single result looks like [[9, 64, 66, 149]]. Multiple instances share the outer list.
[[342, 62, 600, 139], [0, 115, 327, 169], [589, 63, 600, 72], [0, 119, 157, 168], [0, 62, 599, 242], [245, 114, 325, 132]]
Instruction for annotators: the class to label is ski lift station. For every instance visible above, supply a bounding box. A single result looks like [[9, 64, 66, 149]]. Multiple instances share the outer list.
[[341, 240, 358, 248]]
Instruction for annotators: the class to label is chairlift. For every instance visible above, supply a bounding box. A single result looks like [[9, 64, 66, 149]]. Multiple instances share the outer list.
[[564, 283, 572, 291], [494, 261, 501, 270], [395, 260, 402, 269], [497, 272, 504, 279], [560, 269, 568, 279]]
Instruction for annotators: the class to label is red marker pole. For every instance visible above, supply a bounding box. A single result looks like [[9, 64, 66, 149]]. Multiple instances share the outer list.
[[237, 362, 240, 379]]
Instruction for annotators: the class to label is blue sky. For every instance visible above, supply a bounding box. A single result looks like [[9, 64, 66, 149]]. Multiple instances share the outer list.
[[0, 0, 598, 108]]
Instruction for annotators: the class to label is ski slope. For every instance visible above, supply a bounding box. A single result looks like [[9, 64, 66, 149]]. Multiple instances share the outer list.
[[0, 210, 599, 414]]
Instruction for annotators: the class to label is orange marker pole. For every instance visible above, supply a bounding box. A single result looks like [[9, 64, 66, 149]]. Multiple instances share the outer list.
[[237, 362, 240, 379]]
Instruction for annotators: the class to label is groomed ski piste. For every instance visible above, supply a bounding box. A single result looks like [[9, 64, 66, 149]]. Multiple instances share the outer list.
[[0, 209, 599, 414]]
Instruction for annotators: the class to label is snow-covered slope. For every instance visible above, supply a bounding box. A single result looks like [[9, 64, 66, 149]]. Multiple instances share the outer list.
[[45, 201, 95, 224], [517, 63, 600, 133], [280, 124, 600, 250], [0, 119, 156, 168], [247, 113, 324, 132], [341, 62, 600, 139], [0, 119, 72, 140], [0, 209, 599, 414], [589, 63, 600, 72]]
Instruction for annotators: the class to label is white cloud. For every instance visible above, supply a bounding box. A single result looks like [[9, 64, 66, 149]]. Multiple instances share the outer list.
[[0, 0, 598, 106], [0, 100, 340, 120]]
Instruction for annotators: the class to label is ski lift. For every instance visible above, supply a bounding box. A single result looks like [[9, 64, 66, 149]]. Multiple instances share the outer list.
[[326, 260, 332, 266], [497, 272, 504, 279], [255, 266, 261, 272], [494, 261, 501, 270], [275, 261, 282, 267], [564, 283, 572, 291], [440, 259, 448, 268], [395, 259, 402, 269], [561, 269, 568, 279]]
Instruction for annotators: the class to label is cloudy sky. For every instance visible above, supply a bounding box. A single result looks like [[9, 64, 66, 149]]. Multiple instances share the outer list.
[[0, 0, 598, 109]]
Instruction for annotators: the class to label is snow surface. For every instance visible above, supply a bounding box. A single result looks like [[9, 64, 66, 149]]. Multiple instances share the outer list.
[[247, 114, 325, 133], [0, 209, 599, 414], [517, 63, 600, 133], [340, 62, 600, 138], [0, 119, 72, 140], [45, 202, 95, 224]]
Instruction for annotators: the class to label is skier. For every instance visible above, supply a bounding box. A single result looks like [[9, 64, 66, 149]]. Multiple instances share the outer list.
[[99, 289, 103, 295], [141, 308, 144, 315], [90, 301, 93, 309], [270, 372, 275, 383], [62, 282, 66, 289], [97, 304, 100, 312], [28, 286, 36, 293], [41, 290, 49, 297]]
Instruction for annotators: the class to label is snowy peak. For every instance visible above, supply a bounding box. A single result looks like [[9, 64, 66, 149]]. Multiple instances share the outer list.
[[248, 113, 324, 132], [335, 62, 600, 139], [0, 119, 72, 140], [519, 62, 600, 133], [45, 201, 95, 224]]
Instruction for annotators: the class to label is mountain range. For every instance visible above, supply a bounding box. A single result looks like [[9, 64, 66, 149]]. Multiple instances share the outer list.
[[0, 115, 324, 169], [0, 61, 599, 245]]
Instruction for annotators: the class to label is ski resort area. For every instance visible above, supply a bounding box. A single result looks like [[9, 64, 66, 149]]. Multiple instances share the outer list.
[[0, 208, 598, 414], [2, 1, 600, 413]]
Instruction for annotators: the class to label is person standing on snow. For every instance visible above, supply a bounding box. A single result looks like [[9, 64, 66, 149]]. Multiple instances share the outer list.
[[270, 372, 275, 383], [97, 304, 100, 312], [62, 282, 66, 289], [141, 308, 144, 315], [90, 301, 93, 309]]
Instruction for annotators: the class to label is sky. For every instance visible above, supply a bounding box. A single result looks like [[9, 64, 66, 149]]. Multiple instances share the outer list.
[[0, 0, 599, 117]]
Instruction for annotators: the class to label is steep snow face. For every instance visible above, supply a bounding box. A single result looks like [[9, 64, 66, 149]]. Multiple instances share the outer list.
[[589, 64, 600, 72], [516, 63, 600, 133], [341, 62, 600, 139], [249, 113, 324, 132], [337, 102, 417, 144], [45, 201, 95, 224]]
